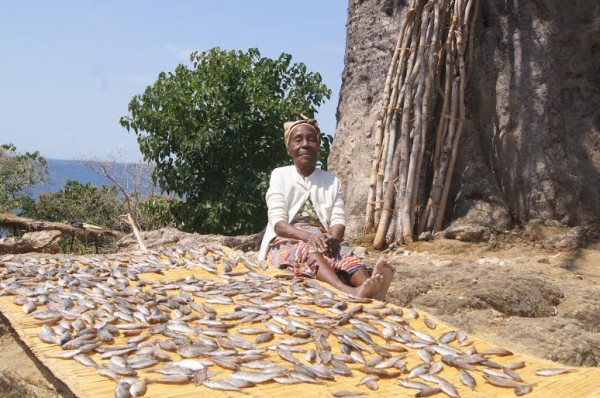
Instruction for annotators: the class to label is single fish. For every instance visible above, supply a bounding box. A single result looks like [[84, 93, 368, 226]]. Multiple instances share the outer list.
[[423, 316, 437, 330], [419, 374, 459, 398], [129, 380, 147, 397], [359, 366, 402, 378], [481, 347, 513, 357], [459, 370, 476, 390], [331, 359, 352, 376], [115, 381, 132, 398], [73, 353, 98, 368], [277, 346, 300, 365], [147, 374, 191, 384], [505, 361, 526, 370], [230, 370, 286, 383], [272, 376, 305, 385], [398, 379, 431, 390], [332, 391, 366, 397], [515, 384, 534, 396], [482, 374, 522, 388], [287, 371, 324, 384], [364, 380, 379, 391], [356, 374, 379, 386], [415, 387, 442, 397], [535, 368, 572, 376], [201, 380, 243, 392]]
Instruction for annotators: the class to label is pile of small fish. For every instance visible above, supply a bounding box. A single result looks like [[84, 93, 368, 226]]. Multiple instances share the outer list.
[[0, 245, 571, 397]]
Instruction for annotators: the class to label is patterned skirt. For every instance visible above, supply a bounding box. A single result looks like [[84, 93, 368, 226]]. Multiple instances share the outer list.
[[266, 220, 367, 279]]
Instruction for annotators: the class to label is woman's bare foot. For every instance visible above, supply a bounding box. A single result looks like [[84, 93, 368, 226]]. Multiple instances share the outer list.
[[372, 258, 394, 301], [356, 274, 383, 298]]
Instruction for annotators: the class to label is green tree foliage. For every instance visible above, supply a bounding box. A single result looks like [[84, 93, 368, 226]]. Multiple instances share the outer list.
[[0, 143, 48, 213], [24, 180, 126, 230], [120, 48, 332, 234], [138, 195, 180, 231]]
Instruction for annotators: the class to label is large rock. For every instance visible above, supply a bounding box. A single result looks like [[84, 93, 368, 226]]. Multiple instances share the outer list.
[[448, 310, 600, 367], [384, 251, 600, 366], [0, 230, 62, 254], [116, 227, 262, 252], [444, 224, 489, 243], [330, 0, 600, 239], [541, 226, 587, 251]]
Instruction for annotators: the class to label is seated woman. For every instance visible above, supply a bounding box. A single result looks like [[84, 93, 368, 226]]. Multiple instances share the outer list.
[[258, 115, 394, 300]]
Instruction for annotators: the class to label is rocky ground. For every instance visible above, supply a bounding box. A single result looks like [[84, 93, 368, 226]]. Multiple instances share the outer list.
[[0, 223, 598, 396], [383, 238, 600, 367]]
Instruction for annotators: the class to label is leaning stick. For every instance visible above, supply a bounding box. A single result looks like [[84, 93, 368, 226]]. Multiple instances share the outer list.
[[365, 6, 416, 232], [376, 7, 418, 227], [373, 130, 405, 249], [119, 213, 147, 252], [434, 0, 471, 231], [413, 2, 442, 234], [400, 1, 432, 243], [422, 8, 458, 232], [382, 9, 417, 186]]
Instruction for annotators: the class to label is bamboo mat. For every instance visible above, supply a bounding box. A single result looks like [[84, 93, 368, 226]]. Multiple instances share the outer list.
[[1, 246, 599, 398]]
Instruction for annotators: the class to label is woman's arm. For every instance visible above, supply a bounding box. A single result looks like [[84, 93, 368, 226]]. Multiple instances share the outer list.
[[274, 221, 329, 252], [324, 224, 344, 253], [328, 224, 345, 240]]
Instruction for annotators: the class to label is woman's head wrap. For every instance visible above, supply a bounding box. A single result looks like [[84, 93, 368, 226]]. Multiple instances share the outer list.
[[283, 113, 321, 150]]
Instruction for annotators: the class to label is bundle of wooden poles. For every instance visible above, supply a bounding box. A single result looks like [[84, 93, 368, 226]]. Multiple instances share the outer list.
[[365, 0, 479, 249]]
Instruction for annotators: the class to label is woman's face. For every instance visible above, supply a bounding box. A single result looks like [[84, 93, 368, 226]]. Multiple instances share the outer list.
[[288, 124, 319, 170]]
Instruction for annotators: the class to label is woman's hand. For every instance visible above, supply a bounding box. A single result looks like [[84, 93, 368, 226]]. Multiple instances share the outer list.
[[305, 232, 330, 253], [306, 232, 342, 255], [323, 233, 342, 254], [274, 221, 343, 255]]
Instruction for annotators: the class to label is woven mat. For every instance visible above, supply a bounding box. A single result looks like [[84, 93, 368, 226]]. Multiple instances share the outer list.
[[1, 245, 599, 398]]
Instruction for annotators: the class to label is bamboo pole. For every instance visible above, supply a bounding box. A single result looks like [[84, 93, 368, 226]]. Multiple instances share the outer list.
[[382, 9, 417, 187], [399, 1, 433, 244], [381, 2, 425, 245], [364, 6, 416, 233], [422, 7, 459, 232], [376, 10, 418, 228], [373, 130, 404, 249], [434, 0, 470, 232], [367, 0, 479, 244], [413, 2, 442, 235]]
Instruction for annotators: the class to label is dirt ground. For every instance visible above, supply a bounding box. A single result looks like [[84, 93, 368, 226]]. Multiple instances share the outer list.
[[0, 234, 598, 397], [381, 238, 600, 367]]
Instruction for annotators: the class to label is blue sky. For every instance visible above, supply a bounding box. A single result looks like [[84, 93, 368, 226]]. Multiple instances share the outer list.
[[0, 1, 347, 162]]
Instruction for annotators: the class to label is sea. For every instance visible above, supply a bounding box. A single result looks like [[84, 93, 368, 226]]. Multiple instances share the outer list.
[[28, 159, 155, 198]]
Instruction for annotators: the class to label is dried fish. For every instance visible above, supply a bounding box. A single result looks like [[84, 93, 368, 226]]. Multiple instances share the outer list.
[[147, 374, 191, 384], [514, 384, 533, 396], [332, 391, 366, 397], [201, 379, 243, 392], [129, 380, 147, 397], [459, 370, 476, 390], [230, 369, 287, 383], [2, 245, 557, 398], [422, 316, 436, 330], [535, 368, 572, 376], [115, 381, 132, 398]]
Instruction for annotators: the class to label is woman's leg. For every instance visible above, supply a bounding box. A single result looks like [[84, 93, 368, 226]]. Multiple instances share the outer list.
[[348, 267, 370, 287], [308, 252, 382, 298], [308, 252, 357, 294]]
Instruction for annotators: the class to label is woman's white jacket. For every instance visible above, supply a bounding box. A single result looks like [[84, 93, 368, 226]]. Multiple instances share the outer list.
[[258, 165, 346, 260]]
